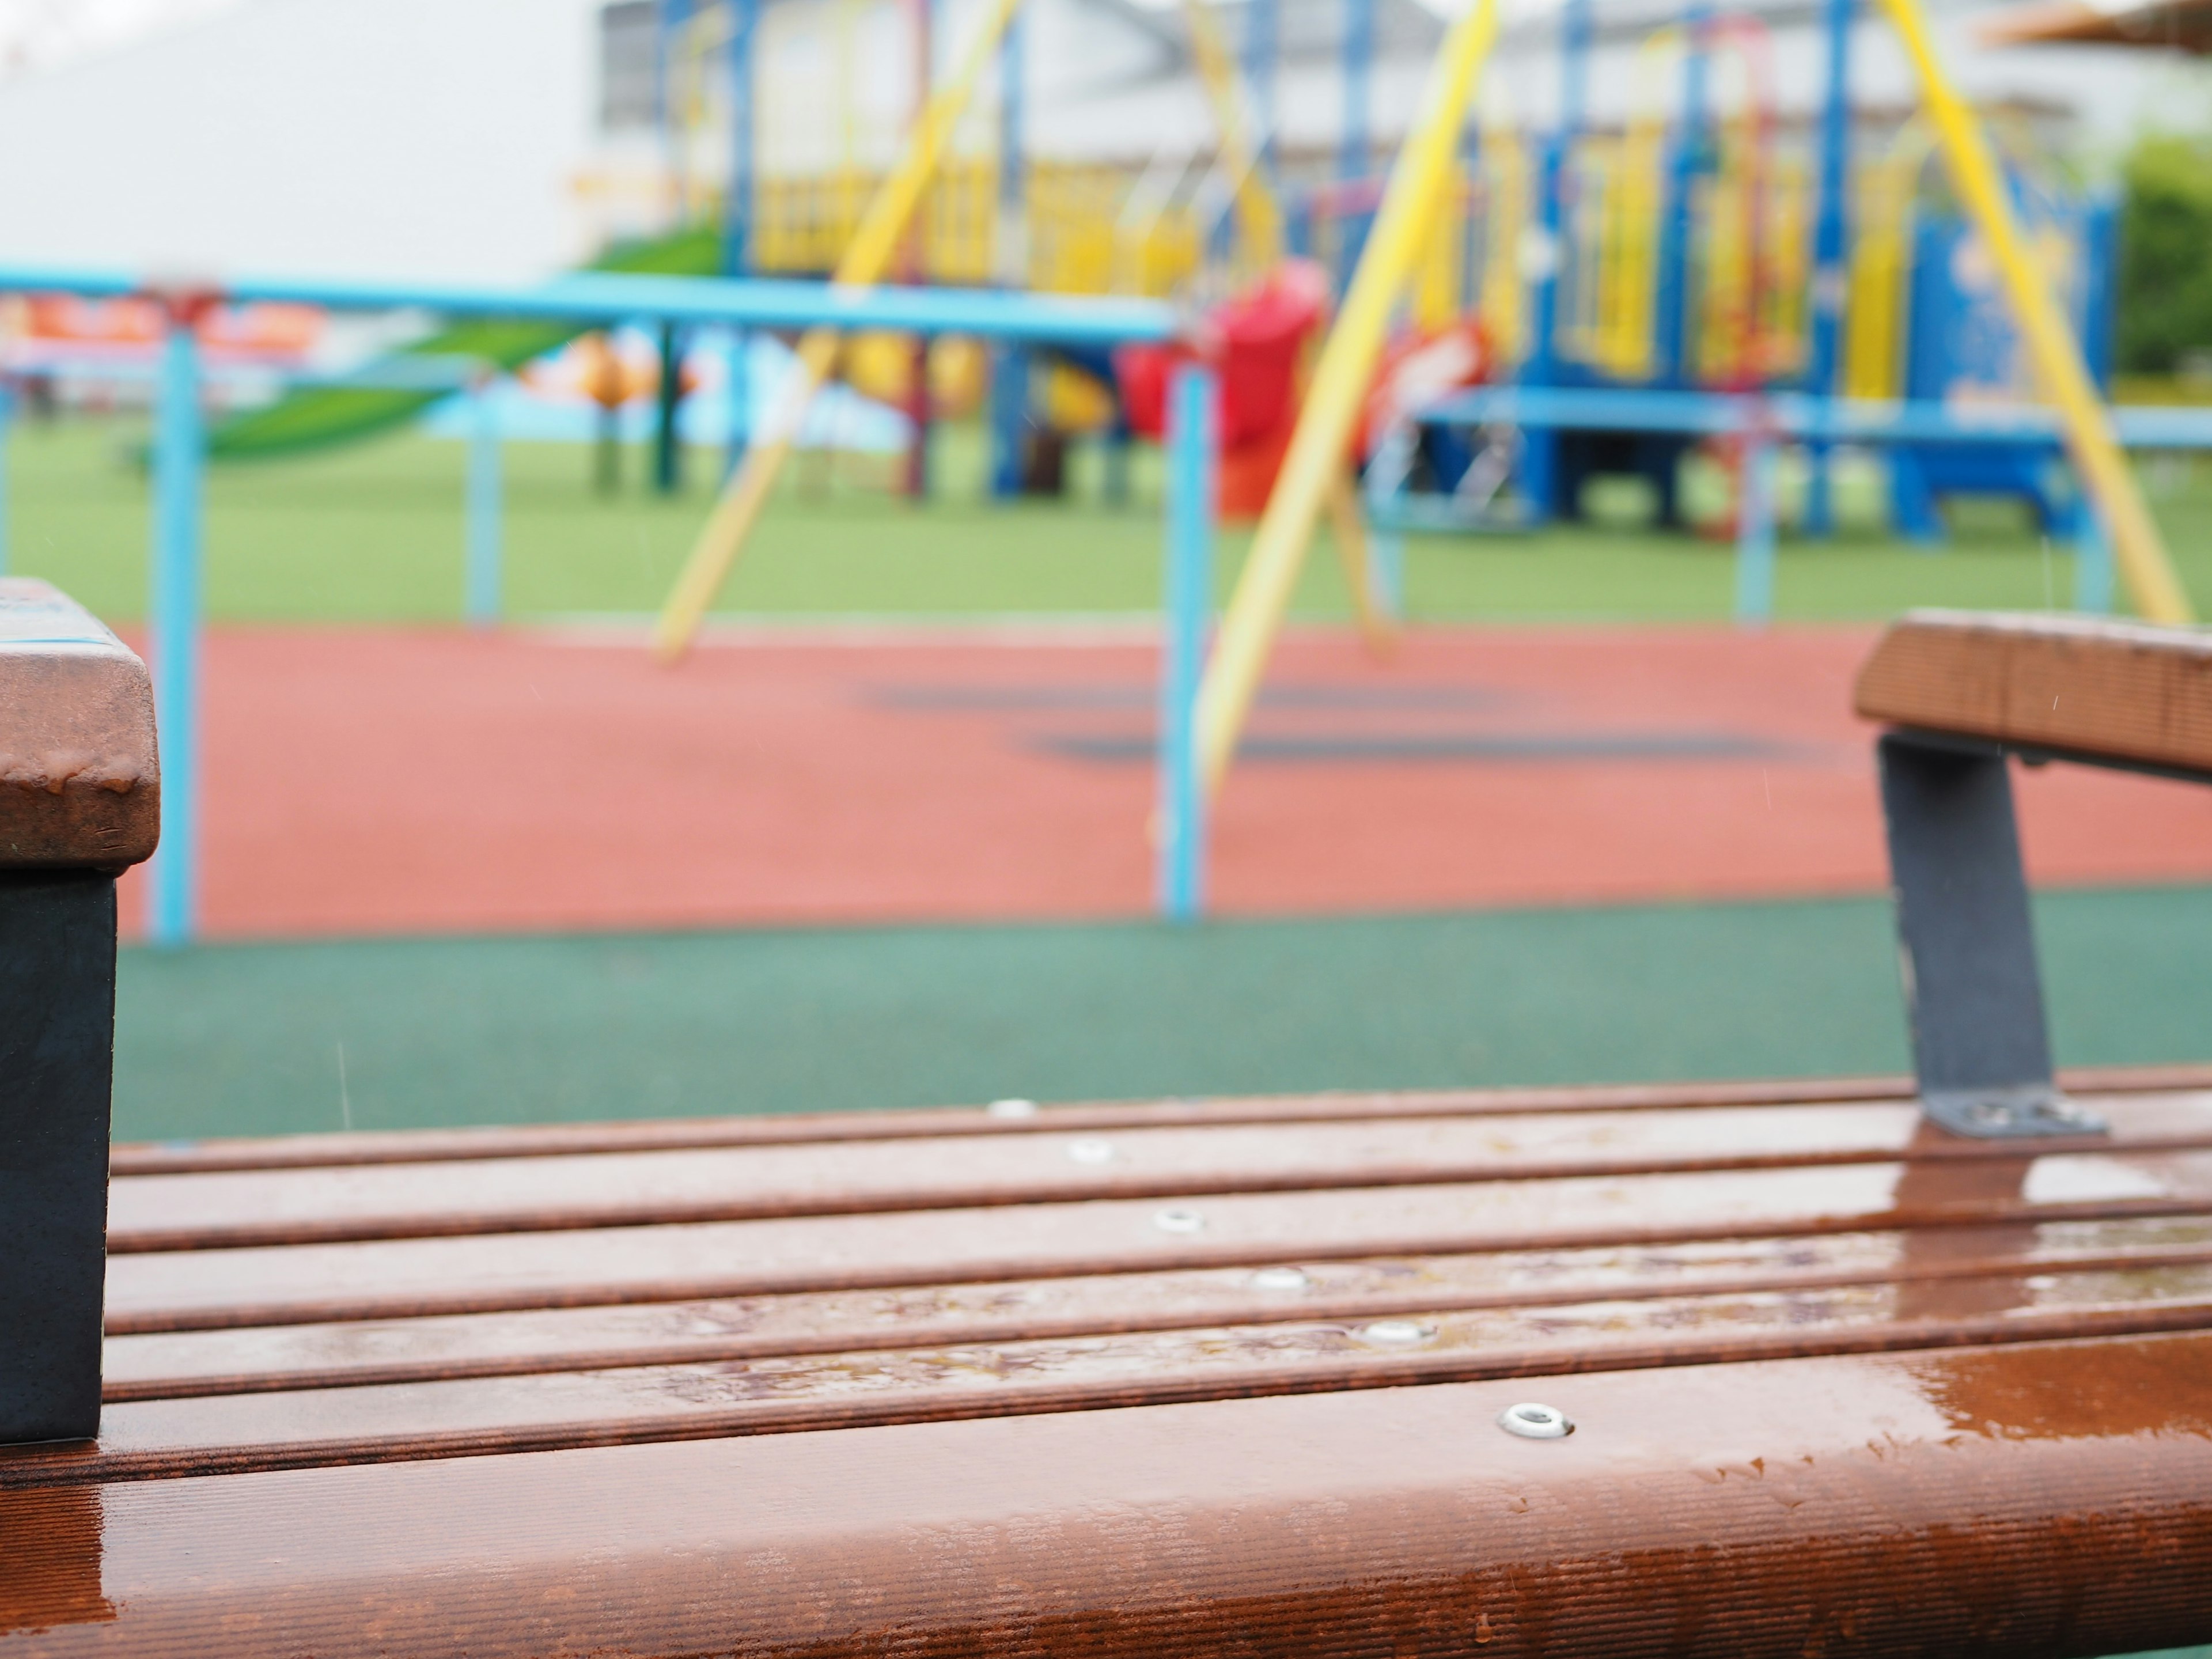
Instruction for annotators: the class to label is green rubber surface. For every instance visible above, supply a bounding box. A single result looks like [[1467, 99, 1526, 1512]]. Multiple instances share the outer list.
[[113, 882, 2212, 1143]]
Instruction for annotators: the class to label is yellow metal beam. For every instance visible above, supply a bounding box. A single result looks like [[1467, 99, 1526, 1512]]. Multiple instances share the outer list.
[[654, 0, 1029, 662], [1194, 0, 1503, 786], [1873, 0, 2192, 623]]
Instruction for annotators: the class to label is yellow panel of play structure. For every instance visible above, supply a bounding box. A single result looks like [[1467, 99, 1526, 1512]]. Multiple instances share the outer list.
[[752, 161, 1202, 298], [1476, 126, 1528, 361]]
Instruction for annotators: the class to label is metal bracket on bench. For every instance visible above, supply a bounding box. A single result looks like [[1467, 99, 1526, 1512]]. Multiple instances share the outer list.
[[1876, 730, 2104, 1140]]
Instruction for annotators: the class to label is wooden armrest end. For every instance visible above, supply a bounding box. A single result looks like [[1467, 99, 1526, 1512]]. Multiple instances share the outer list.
[[0, 579, 159, 872], [1854, 608, 2212, 775]]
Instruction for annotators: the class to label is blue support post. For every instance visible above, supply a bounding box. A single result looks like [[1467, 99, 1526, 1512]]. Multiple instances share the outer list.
[[1369, 515, 1405, 619], [724, 0, 758, 478], [990, 8, 1028, 499], [1338, 0, 1373, 291], [1157, 364, 1217, 923], [657, 0, 694, 199], [465, 369, 503, 628], [1804, 0, 1854, 535], [147, 309, 205, 949], [1245, 0, 1280, 185], [1654, 0, 1711, 387], [1734, 431, 1778, 625], [2075, 510, 2115, 614], [1518, 0, 1592, 520]]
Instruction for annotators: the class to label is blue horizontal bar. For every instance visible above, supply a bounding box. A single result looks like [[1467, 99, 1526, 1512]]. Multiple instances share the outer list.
[[1422, 385, 2212, 450], [0, 264, 1183, 347]]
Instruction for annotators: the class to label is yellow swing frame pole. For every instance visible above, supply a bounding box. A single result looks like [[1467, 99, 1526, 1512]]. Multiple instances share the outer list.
[[1195, 0, 1503, 786], [1873, 0, 2192, 624], [654, 0, 1029, 662]]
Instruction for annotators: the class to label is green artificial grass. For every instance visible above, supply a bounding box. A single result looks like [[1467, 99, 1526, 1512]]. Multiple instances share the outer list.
[[113, 882, 2212, 1143], [13, 415, 2212, 628]]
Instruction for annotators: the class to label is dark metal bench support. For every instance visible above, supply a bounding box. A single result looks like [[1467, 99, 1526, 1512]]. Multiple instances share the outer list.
[[1876, 732, 2100, 1138], [0, 870, 119, 1444]]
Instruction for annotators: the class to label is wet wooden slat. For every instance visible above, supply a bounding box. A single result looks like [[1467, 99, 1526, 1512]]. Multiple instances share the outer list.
[[102, 1225, 2212, 1402], [106, 1076, 1921, 1176], [14, 1335, 2212, 1657], [104, 1149, 2212, 1333], [104, 1092, 2212, 1253], [17, 1267, 2212, 1487], [105, 1065, 2212, 1176]]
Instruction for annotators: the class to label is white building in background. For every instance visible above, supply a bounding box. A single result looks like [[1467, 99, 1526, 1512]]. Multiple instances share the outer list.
[[0, 0, 2199, 289], [0, 0, 606, 283]]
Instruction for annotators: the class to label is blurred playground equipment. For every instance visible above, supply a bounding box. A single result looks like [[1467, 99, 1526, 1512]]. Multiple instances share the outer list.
[[0, 261, 1196, 955], [5, 0, 2205, 938], [603, 0, 2153, 546], [1189, 0, 2199, 809], [149, 0, 2181, 584]]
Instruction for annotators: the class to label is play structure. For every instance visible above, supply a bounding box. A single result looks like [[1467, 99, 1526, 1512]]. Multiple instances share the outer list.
[[3, 0, 2206, 945], [1182, 0, 2203, 833], [621, 0, 2143, 547], [9, 579, 2212, 1652]]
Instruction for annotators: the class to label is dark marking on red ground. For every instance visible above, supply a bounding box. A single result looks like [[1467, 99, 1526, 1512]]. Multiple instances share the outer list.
[[113, 623, 2212, 941]]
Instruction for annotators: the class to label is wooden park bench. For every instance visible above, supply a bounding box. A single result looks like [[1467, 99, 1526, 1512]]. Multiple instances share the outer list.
[[5, 586, 2212, 1656]]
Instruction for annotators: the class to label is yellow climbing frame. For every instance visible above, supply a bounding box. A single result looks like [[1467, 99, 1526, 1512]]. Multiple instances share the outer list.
[[653, 0, 1029, 662]]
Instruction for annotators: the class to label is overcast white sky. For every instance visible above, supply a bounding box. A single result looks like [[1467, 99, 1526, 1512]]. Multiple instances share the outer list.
[[0, 0, 246, 79]]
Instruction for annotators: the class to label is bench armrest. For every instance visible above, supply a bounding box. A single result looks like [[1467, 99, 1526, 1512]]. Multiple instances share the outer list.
[[1855, 607, 2212, 780], [0, 580, 155, 1446], [0, 579, 159, 872]]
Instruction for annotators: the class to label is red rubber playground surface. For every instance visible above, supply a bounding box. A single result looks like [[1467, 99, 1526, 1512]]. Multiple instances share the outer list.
[[115, 620, 2212, 941]]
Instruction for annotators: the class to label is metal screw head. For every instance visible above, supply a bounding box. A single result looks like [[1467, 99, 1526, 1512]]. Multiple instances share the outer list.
[[1249, 1266, 1310, 1292], [986, 1098, 1039, 1120], [1497, 1402, 1573, 1440], [1361, 1319, 1436, 1346], [1066, 1138, 1115, 1165], [1153, 1207, 1205, 1234]]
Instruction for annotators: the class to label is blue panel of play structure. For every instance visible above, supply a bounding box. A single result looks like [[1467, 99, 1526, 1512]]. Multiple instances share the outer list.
[[1892, 198, 2118, 540]]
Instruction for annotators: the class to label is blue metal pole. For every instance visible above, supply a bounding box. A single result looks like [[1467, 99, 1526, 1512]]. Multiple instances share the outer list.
[[465, 370, 503, 628], [724, 0, 757, 478], [1338, 0, 1373, 291], [2075, 512, 2115, 614], [1245, 0, 1280, 185], [1370, 514, 1405, 619], [1734, 431, 1778, 625], [1655, 0, 1712, 386], [724, 0, 757, 275], [657, 0, 691, 198], [147, 312, 204, 949], [1520, 0, 1592, 519], [1804, 0, 1854, 535], [990, 8, 1028, 499], [1158, 363, 1217, 923], [1340, 0, 1371, 188]]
